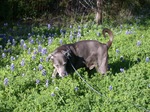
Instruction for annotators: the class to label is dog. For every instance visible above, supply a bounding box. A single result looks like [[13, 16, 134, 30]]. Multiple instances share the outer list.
[[48, 28, 113, 78]]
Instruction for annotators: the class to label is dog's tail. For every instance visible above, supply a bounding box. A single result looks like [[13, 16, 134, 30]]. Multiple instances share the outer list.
[[102, 28, 114, 49]]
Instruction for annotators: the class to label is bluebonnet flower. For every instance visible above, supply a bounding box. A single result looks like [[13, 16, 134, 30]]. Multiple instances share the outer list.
[[51, 92, 55, 97], [74, 86, 79, 92], [120, 24, 123, 29], [125, 30, 132, 35], [97, 32, 100, 37], [69, 34, 73, 41], [77, 31, 81, 38], [48, 37, 53, 45], [32, 55, 36, 60], [45, 79, 49, 87], [10, 56, 15, 61], [109, 85, 113, 90], [23, 43, 27, 50], [120, 68, 124, 73], [116, 49, 120, 54], [36, 79, 40, 85], [0, 45, 2, 49], [59, 39, 63, 45], [146, 57, 149, 62], [55, 87, 59, 91], [137, 40, 141, 46], [20, 39, 24, 46], [38, 45, 42, 53], [48, 24, 51, 29], [12, 39, 16, 46], [42, 69, 46, 76], [20, 58, 25, 66], [70, 25, 73, 28], [4, 78, 9, 86], [10, 63, 15, 71], [2, 53, 6, 58], [38, 64, 43, 71], [41, 48, 47, 55], [40, 57, 44, 62], [4, 23, 8, 26]]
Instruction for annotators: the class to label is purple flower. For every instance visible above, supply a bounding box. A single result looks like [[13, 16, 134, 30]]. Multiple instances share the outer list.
[[125, 30, 132, 35], [48, 24, 51, 29], [77, 31, 81, 38], [41, 48, 47, 55], [42, 69, 46, 76], [116, 49, 120, 54], [120, 68, 124, 73], [4, 78, 9, 86], [59, 39, 63, 45], [146, 57, 149, 62], [70, 25, 73, 28], [36, 79, 40, 85], [4, 23, 8, 26], [32, 55, 36, 60], [55, 87, 59, 91], [10, 63, 15, 71], [45, 79, 49, 87], [12, 39, 16, 46], [2, 53, 6, 58], [51, 92, 55, 97], [69, 34, 73, 41], [20, 39, 24, 46], [74, 87, 79, 92], [109, 85, 113, 90], [20, 58, 25, 66], [38, 64, 43, 71], [23, 43, 27, 50], [38, 45, 42, 53], [40, 57, 44, 62], [137, 40, 141, 46], [48, 37, 53, 45], [10, 56, 15, 61], [97, 32, 100, 37]]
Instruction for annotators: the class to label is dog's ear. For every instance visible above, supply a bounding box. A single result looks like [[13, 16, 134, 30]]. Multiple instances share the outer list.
[[61, 49, 71, 58], [47, 53, 54, 61]]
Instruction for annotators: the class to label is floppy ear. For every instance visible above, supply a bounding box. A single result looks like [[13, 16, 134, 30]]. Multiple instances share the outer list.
[[61, 49, 71, 58], [47, 53, 54, 61]]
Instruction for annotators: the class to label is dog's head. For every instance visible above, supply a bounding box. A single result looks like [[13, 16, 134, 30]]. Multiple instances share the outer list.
[[48, 49, 71, 77]]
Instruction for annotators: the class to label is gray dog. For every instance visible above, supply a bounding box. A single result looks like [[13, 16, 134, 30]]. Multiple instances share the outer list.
[[48, 28, 113, 78]]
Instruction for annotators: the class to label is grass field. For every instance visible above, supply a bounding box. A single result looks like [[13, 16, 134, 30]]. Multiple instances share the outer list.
[[0, 17, 150, 112]]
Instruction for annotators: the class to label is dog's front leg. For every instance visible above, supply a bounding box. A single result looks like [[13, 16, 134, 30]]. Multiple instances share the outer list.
[[52, 68, 57, 78]]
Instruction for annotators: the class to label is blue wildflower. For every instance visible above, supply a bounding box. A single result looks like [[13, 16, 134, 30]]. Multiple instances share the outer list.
[[109, 85, 113, 90], [59, 39, 63, 45], [12, 39, 16, 46], [40, 57, 44, 62], [137, 40, 141, 46], [10, 63, 15, 71], [74, 86, 79, 92], [38, 45, 42, 53], [42, 69, 46, 76], [116, 49, 120, 54], [38, 64, 43, 71], [20, 58, 25, 66], [97, 32, 100, 37], [4, 23, 8, 26], [55, 87, 59, 91], [0, 45, 2, 49], [120, 68, 124, 73], [48, 24, 51, 29], [4, 78, 9, 86], [146, 57, 149, 62], [23, 43, 27, 50], [69, 34, 73, 41], [36, 79, 40, 85], [77, 31, 81, 38], [45, 79, 49, 87], [51, 92, 55, 97], [41, 48, 47, 55], [10, 56, 15, 61], [20, 39, 24, 46], [70, 25, 73, 28], [48, 37, 53, 45], [2, 53, 6, 58], [32, 55, 36, 60], [28, 48, 31, 54]]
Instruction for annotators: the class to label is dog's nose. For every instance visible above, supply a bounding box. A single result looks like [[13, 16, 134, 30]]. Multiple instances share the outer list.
[[60, 72, 68, 77]]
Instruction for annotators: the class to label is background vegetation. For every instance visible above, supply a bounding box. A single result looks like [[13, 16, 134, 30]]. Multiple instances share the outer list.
[[0, 0, 150, 112]]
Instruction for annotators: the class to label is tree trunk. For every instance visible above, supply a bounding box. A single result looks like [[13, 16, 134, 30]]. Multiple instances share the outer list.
[[95, 0, 103, 24]]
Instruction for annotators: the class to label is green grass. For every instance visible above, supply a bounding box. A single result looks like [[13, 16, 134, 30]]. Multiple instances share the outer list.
[[0, 17, 150, 112]]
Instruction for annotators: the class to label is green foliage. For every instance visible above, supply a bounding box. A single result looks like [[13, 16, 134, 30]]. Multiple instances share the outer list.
[[0, 17, 150, 111]]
